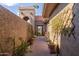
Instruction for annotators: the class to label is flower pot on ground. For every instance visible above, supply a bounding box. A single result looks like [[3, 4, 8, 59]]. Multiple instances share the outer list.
[[47, 40, 57, 54], [48, 43, 57, 54], [56, 44, 60, 56], [27, 37, 34, 46]]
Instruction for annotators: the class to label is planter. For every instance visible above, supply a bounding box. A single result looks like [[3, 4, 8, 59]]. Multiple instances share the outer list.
[[27, 38, 35, 46], [48, 44, 56, 54]]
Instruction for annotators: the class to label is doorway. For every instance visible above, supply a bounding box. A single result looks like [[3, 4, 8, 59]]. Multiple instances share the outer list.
[[37, 25, 43, 36]]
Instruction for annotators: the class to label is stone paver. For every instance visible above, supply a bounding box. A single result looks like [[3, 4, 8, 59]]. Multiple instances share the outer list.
[[25, 36, 56, 56]]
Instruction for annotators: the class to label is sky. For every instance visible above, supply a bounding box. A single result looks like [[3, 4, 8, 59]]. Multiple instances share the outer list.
[[0, 3, 44, 16]]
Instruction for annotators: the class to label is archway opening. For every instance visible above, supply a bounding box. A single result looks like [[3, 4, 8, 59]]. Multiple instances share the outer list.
[[23, 16, 29, 21]]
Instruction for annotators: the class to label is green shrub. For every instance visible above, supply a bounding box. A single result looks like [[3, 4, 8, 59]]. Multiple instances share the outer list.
[[61, 27, 72, 36], [14, 41, 28, 56], [50, 17, 63, 33], [14, 38, 29, 56]]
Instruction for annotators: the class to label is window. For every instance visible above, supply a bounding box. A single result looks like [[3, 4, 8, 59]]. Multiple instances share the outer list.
[[23, 16, 29, 21]]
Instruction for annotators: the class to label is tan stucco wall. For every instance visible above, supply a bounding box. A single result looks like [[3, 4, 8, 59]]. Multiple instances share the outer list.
[[0, 5, 32, 54], [19, 7, 35, 34], [47, 3, 79, 55], [50, 3, 68, 19]]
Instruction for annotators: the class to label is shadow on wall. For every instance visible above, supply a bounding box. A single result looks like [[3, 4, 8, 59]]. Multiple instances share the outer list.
[[50, 3, 68, 19], [0, 5, 34, 56], [60, 3, 79, 56], [46, 3, 69, 55], [47, 3, 79, 56]]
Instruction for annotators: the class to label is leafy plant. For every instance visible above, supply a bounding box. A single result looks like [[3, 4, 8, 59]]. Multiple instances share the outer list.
[[14, 38, 29, 56], [33, 4, 39, 9], [15, 41, 28, 56], [50, 17, 63, 33], [61, 27, 72, 36]]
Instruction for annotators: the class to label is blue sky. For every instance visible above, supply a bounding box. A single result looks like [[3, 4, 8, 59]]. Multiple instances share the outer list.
[[1, 3, 44, 16]]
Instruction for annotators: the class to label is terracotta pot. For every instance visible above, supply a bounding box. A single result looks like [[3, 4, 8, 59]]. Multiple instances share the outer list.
[[48, 44, 56, 54]]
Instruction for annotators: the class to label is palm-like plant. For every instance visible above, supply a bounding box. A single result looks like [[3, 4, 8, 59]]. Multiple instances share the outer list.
[[50, 17, 63, 34], [33, 4, 39, 9]]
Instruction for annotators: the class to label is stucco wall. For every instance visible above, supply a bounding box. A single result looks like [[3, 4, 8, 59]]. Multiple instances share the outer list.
[[59, 3, 79, 56], [47, 3, 79, 55], [19, 7, 35, 34], [0, 5, 32, 54], [50, 3, 68, 19]]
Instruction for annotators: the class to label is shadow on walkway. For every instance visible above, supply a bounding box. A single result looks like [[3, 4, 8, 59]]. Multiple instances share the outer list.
[[25, 36, 56, 56]]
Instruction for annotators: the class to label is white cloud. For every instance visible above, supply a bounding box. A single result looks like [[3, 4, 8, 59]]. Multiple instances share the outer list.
[[2, 3, 17, 6], [0, 0, 43, 3], [0, 0, 78, 3], [0, 0, 24, 3]]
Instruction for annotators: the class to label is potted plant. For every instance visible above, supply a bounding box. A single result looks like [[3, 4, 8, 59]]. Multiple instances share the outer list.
[[47, 40, 57, 54]]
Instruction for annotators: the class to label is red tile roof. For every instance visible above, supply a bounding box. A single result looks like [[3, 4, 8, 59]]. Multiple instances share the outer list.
[[35, 16, 44, 21]]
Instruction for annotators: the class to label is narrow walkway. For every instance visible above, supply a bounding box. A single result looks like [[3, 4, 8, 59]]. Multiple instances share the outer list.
[[25, 36, 56, 56]]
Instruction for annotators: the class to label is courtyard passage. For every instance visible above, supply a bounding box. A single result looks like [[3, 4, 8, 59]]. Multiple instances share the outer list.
[[25, 36, 56, 56]]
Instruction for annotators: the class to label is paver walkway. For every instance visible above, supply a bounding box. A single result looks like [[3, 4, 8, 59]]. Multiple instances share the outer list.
[[25, 36, 56, 56]]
